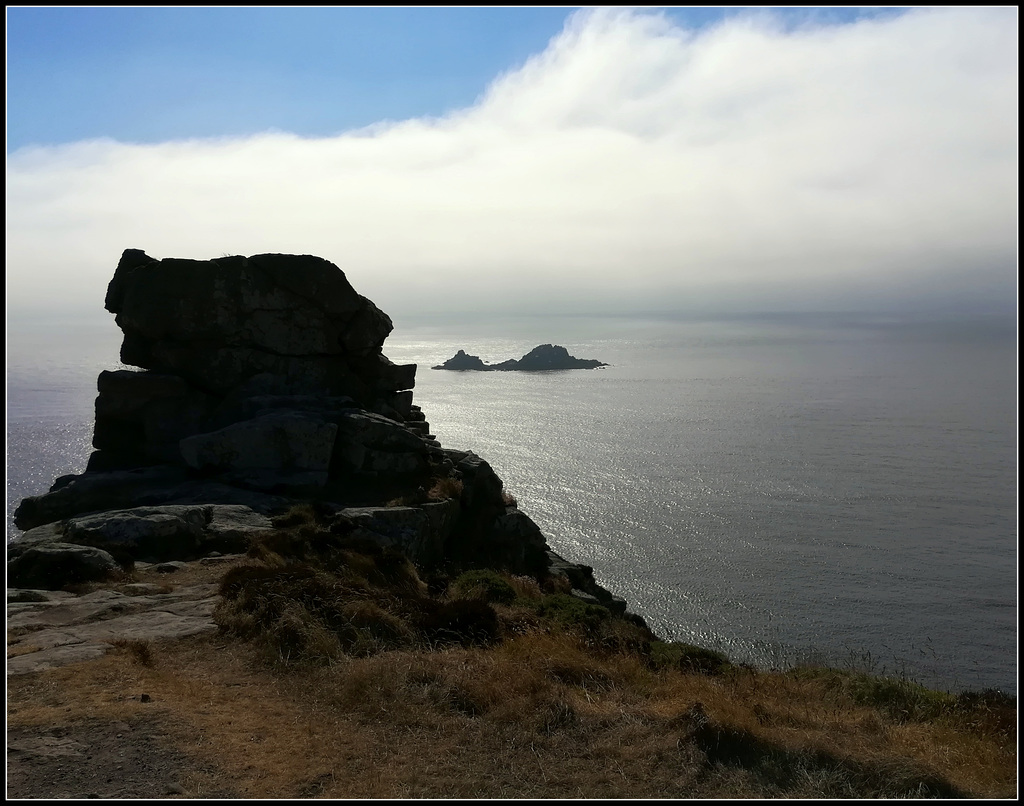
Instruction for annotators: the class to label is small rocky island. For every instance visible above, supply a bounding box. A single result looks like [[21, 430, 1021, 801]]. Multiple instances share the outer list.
[[433, 343, 608, 371]]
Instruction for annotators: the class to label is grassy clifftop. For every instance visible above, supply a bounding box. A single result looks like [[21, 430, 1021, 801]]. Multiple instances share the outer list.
[[7, 510, 1016, 798]]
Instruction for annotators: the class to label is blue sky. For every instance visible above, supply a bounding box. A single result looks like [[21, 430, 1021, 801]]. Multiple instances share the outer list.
[[7, 6, 896, 150], [7, 7, 579, 149], [5, 6, 1017, 320]]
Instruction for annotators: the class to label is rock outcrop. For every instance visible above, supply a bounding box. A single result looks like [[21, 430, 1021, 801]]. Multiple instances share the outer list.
[[90, 249, 424, 474], [11, 250, 623, 615], [433, 343, 607, 371]]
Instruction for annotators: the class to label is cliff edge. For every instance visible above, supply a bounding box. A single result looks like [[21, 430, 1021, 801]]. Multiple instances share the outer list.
[[9, 250, 626, 616]]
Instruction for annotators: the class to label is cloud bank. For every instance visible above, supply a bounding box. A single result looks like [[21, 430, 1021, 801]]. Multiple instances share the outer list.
[[6, 7, 1017, 321]]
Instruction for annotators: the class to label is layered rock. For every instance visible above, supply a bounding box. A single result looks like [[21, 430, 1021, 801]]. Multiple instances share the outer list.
[[104, 251, 397, 399], [11, 250, 627, 616], [433, 343, 608, 371], [87, 250, 426, 477]]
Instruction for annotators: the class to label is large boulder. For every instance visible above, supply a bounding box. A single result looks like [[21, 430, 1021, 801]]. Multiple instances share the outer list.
[[12, 466, 292, 532], [14, 467, 190, 531], [107, 253, 361, 357], [6, 543, 122, 590], [64, 506, 208, 563], [337, 500, 458, 567], [332, 411, 430, 476], [202, 505, 277, 553], [10, 505, 275, 567], [105, 251, 411, 400], [486, 509, 551, 575], [93, 370, 211, 463], [446, 450, 504, 509], [180, 412, 339, 489]]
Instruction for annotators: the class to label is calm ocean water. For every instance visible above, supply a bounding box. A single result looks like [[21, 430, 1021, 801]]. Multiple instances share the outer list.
[[6, 312, 1017, 694]]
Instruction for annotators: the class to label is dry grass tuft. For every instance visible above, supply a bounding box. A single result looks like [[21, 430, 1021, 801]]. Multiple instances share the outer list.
[[109, 638, 156, 667], [505, 574, 543, 600], [428, 476, 464, 502]]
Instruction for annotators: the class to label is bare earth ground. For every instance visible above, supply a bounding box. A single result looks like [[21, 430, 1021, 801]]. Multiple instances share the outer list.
[[6, 717, 235, 800]]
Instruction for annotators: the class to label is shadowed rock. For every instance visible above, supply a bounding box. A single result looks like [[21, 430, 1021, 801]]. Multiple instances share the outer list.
[[7, 543, 122, 590], [11, 505, 275, 569], [180, 412, 339, 489], [105, 251, 387, 396]]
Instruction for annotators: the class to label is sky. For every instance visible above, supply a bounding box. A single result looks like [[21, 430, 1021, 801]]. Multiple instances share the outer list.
[[5, 6, 1018, 324]]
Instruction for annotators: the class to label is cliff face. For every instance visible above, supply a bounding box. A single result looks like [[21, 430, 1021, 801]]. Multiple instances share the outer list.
[[10, 251, 625, 614]]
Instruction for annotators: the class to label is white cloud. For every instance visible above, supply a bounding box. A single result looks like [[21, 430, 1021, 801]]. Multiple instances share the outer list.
[[6, 7, 1017, 320]]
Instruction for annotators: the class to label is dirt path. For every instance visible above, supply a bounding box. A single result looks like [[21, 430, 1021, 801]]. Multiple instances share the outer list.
[[6, 716, 236, 799]]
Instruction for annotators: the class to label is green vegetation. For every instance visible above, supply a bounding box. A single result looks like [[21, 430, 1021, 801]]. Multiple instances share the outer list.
[[791, 665, 1018, 729], [647, 640, 734, 676], [448, 569, 518, 604]]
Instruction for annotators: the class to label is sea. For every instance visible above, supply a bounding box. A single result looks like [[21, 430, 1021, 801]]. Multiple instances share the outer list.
[[6, 310, 1018, 695]]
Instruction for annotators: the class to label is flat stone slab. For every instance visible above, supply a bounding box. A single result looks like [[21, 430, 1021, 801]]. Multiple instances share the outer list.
[[6, 576, 224, 676]]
